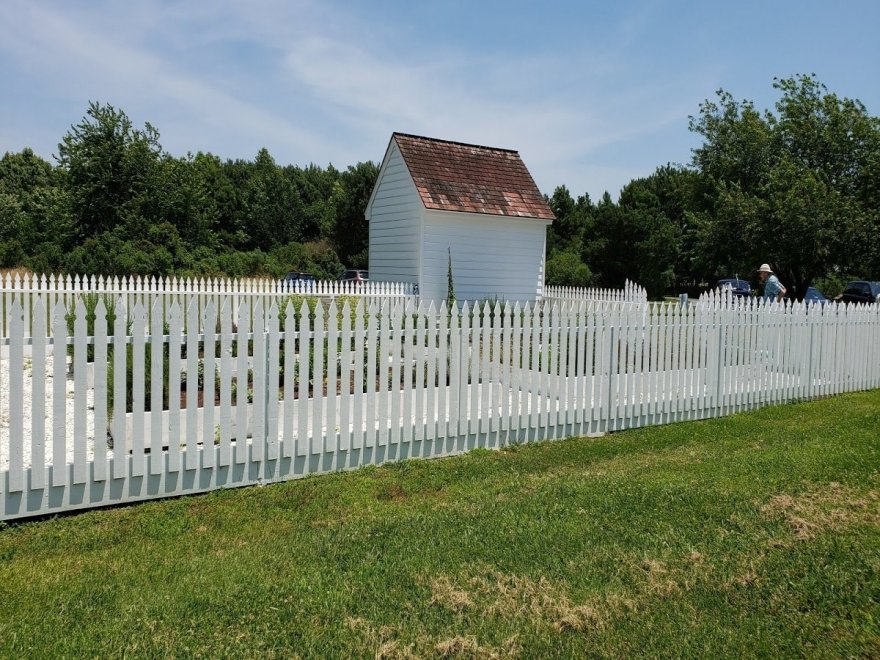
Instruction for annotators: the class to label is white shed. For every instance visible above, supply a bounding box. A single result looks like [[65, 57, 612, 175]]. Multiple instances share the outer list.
[[366, 133, 555, 304]]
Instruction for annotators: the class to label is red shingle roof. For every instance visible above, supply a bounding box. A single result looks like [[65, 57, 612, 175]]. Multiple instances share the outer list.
[[392, 133, 555, 221]]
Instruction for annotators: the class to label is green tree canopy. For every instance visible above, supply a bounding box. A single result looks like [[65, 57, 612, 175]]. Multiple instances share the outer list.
[[689, 75, 880, 297], [57, 102, 162, 240]]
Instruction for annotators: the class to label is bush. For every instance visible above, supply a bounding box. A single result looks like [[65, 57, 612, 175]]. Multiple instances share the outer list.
[[267, 241, 344, 280], [546, 250, 595, 287]]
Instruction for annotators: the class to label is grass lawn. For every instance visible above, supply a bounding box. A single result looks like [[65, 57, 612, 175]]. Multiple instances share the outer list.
[[2, 392, 879, 658]]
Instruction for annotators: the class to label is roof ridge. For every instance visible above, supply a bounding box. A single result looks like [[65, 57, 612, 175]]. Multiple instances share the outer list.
[[393, 132, 519, 155]]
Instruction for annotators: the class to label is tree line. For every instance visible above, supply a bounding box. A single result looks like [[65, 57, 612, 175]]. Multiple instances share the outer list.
[[2, 75, 878, 298], [547, 76, 880, 299], [0, 102, 376, 280]]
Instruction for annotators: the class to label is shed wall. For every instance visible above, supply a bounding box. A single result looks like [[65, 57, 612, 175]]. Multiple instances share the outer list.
[[367, 141, 421, 283], [420, 210, 549, 304]]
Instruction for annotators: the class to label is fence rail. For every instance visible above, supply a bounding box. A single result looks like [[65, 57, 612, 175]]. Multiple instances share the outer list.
[[2, 293, 878, 520]]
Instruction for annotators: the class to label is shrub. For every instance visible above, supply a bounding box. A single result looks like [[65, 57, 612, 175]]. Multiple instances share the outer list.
[[546, 250, 595, 287]]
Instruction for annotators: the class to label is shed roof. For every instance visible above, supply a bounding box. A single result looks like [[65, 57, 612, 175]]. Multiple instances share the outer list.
[[391, 133, 555, 221]]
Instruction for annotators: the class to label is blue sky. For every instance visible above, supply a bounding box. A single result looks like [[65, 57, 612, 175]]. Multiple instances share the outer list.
[[1, 0, 878, 201]]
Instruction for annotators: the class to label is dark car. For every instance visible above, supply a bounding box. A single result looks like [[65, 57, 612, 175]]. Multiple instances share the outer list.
[[837, 281, 880, 305], [717, 278, 752, 298], [281, 271, 316, 289], [340, 269, 368, 282], [802, 286, 829, 305]]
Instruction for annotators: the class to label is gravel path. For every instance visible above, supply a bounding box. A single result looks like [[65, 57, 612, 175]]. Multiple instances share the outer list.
[[2, 347, 787, 474], [0, 353, 98, 471]]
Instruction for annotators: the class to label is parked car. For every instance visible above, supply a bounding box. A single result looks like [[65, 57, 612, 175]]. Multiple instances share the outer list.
[[340, 269, 368, 282], [717, 278, 752, 298], [802, 286, 829, 305], [281, 271, 315, 290], [836, 281, 880, 305]]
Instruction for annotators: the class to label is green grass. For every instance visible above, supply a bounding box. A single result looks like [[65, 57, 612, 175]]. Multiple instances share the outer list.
[[2, 392, 879, 658]]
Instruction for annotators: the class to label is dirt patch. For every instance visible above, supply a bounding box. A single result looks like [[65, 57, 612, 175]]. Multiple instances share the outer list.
[[686, 550, 704, 564], [347, 616, 516, 659], [433, 635, 480, 657], [636, 558, 683, 597], [433, 634, 519, 658], [461, 565, 625, 633], [346, 618, 412, 659], [375, 640, 417, 660], [430, 576, 473, 612], [761, 482, 880, 541], [377, 483, 408, 502]]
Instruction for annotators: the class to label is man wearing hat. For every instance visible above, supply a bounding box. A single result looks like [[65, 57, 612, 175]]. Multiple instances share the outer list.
[[758, 264, 786, 301]]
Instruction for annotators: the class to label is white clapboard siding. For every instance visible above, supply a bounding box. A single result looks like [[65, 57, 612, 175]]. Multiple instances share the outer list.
[[421, 211, 551, 305], [3, 291, 879, 520], [366, 140, 422, 284]]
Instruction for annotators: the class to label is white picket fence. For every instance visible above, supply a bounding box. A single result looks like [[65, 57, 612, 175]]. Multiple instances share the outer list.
[[0, 272, 417, 337], [544, 279, 647, 304], [2, 293, 879, 520], [698, 287, 738, 305]]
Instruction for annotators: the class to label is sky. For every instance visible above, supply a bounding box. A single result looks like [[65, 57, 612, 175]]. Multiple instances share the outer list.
[[1, 0, 878, 201]]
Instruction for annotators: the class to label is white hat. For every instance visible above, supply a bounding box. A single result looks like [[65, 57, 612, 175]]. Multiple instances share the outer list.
[[757, 263, 773, 273]]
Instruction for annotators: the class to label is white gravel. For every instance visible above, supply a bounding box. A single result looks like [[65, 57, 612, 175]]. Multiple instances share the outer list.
[[1, 351, 98, 471]]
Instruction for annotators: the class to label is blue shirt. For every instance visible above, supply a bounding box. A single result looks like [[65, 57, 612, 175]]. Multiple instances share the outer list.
[[763, 274, 784, 300]]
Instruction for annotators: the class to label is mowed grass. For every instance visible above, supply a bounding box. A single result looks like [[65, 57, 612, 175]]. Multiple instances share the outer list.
[[2, 393, 879, 658]]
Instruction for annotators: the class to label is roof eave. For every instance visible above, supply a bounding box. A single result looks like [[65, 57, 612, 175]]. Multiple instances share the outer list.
[[424, 206, 555, 223]]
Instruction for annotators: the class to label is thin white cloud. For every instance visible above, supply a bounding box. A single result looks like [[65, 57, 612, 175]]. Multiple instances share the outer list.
[[272, 21, 701, 194], [0, 0, 711, 198], [0, 1, 331, 158]]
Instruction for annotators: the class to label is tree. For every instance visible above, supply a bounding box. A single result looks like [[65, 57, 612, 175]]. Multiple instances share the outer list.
[[617, 170, 688, 298], [57, 102, 162, 240], [0, 149, 73, 270], [689, 76, 880, 297], [240, 148, 305, 251], [583, 192, 629, 288], [148, 155, 218, 248], [329, 161, 379, 268], [547, 185, 593, 255]]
